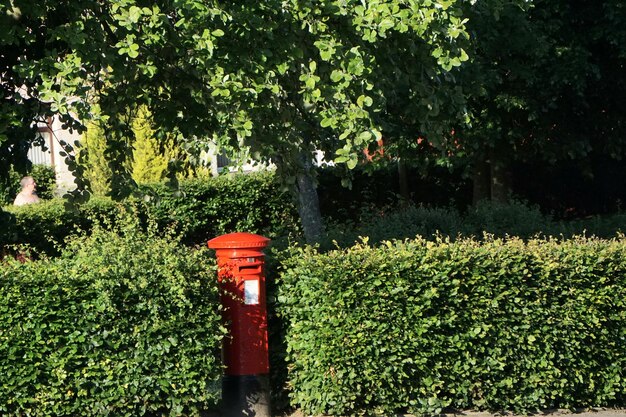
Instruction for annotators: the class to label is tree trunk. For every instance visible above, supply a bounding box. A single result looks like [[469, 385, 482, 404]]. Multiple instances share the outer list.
[[397, 158, 410, 205], [489, 151, 512, 203], [295, 153, 324, 244], [472, 157, 491, 205]]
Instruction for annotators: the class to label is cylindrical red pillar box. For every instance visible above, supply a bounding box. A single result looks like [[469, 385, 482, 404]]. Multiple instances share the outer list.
[[208, 232, 271, 417]]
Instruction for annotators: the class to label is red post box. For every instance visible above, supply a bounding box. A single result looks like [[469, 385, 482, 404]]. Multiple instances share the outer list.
[[208, 232, 271, 417]]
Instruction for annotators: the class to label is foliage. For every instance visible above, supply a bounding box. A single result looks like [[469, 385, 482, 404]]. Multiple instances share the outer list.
[[0, 221, 224, 416], [558, 214, 626, 240], [11, 0, 470, 165], [463, 199, 551, 238], [320, 198, 626, 249], [0, 0, 472, 242], [325, 204, 463, 248], [4, 0, 626, 236], [29, 164, 57, 200], [1, 171, 298, 256], [78, 106, 193, 196], [140, 171, 299, 244], [79, 119, 112, 196], [0, 3, 65, 188], [0, 197, 119, 257], [131, 106, 177, 184], [1, 164, 57, 204], [449, 0, 626, 199], [276, 236, 626, 415], [7, 172, 626, 259]]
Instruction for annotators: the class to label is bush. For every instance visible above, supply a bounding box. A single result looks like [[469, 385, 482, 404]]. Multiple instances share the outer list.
[[0, 199, 80, 256], [276, 236, 626, 415], [463, 199, 552, 238], [0, 197, 125, 257], [139, 171, 299, 243], [556, 213, 626, 239], [0, 221, 224, 416], [1, 171, 299, 257], [321, 199, 626, 249], [324, 204, 464, 248], [30, 164, 57, 200]]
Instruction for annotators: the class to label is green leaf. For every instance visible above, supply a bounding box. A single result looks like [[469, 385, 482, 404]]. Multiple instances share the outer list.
[[320, 117, 333, 128], [128, 43, 140, 58], [459, 48, 469, 62], [330, 70, 343, 82], [128, 6, 142, 23], [355, 130, 372, 145], [379, 17, 395, 32], [277, 62, 289, 75]]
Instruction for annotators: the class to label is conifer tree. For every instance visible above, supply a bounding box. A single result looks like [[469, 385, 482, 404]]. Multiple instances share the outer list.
[[79, 120, 112, 196], [131, 106, 173, 184]]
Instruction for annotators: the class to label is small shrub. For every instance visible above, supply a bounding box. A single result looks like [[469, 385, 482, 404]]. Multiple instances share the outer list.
[[30, 164, 57, 200]]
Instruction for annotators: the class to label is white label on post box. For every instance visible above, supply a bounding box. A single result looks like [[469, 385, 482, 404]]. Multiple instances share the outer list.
[[244, 280, 260, 305]]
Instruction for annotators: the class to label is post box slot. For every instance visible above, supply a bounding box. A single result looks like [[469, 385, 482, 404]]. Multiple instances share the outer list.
[[238, 264, 262, 273]]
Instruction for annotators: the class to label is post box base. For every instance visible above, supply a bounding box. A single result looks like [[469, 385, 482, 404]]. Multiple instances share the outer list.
[[221, 374, 271, 417]]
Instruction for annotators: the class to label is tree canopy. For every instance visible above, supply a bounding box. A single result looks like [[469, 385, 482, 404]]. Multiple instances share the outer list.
[[4, 0, 626, 239], [1, 0, 471, 242], [451, 0, 626, 202]]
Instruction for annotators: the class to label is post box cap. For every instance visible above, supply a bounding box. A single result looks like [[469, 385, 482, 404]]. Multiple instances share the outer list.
[[207, 232, 270, 249]]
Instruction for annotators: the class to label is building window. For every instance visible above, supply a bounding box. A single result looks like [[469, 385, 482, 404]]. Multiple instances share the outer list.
[[28, 131, 53, 166], [217, 153, 230, 168]]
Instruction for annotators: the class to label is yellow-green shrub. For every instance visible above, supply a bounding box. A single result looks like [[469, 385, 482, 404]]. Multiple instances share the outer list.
[[79, 119, 112, 195]]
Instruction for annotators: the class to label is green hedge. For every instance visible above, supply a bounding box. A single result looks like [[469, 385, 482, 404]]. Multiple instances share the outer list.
[[324, 199, 626, 249], [0, 197, 121, 256], [1, 171, 299, 257], [0, 223, 224, 416], [139, 172, 299, 244], [277, 237, 626, 415]]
